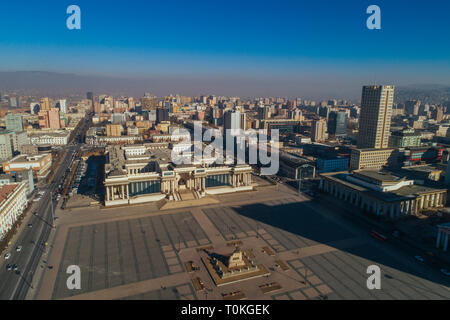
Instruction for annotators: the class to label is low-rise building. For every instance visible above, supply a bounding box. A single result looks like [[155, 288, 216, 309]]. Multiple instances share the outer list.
[[2, 153, 52, 180], [29, 131, 70, 146], [319, 170, 447, 219], [389, 128, 421, 148], [0, 169, 34, 196], [350, 148, 398, 171], [279, 153, 315, 180], [317, 156, 349, 173]]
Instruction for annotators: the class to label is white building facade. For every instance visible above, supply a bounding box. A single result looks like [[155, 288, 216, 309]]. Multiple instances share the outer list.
[[0, 183, 28, 240]]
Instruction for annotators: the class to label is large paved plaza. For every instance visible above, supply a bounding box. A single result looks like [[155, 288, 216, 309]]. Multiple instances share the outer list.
[[34, 184, 450, 300]]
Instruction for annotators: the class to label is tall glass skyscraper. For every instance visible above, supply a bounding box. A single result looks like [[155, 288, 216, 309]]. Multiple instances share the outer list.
[[328, 111, 348, 137]]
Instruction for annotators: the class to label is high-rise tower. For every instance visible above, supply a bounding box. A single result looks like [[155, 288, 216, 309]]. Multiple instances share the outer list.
[[357, 85, 394, 149]]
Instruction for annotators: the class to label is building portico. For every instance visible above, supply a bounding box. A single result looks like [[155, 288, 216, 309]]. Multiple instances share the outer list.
[[319, 171, 447, 220], [104, 145, 254, 206]]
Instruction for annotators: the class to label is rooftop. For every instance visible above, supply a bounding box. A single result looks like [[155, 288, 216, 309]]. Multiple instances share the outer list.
[[322, 171, 444, 202], [0, 184, 19, 207]]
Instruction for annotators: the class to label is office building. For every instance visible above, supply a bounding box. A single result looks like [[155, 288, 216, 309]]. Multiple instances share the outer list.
[[350, 148, 397, 171], [48, 108, 61, 129], [8, 96, 19, 108], [389, 128, 421, 148], [224, 110, 242, 132], [40, 97, 51, 111], [111, 113, 126, 124], [0, 133, 13, 161], [38, 108, 62, 129], [357, 85, 395, 149], [258, 106, 270, 120], [106, 124, 122, 137], [58, 99, 68, 113], [5, 113, 23, 132], [311, 119, 327, 142], [317, 156, 349, 173], [328, 111, 348, 137], [156, 108, 169, 123], [2, 153, 53, 180]]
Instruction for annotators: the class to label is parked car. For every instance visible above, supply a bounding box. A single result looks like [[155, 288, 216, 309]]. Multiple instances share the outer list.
[[4, 253, 11, 260], [16, 246, 22, 252], [441, 269, 450, 276], [6, 264, 12, 271], [414, 255, 424, 262]]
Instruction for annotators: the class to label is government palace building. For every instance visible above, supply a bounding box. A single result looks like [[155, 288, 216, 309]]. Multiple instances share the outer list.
[[319, 170, 447, 219], [104, 143, 254, 206]]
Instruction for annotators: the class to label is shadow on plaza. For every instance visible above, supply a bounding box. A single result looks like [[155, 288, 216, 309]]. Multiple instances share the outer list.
[[77, 155, 105, 202], [232, 199, 450, 289]]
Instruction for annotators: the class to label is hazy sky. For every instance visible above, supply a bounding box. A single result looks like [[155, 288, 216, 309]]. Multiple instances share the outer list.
[[1, 0, 449, 97]]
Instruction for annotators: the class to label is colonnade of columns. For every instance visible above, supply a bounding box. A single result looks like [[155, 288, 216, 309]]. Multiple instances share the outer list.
[[319, 178, 446, 220], [105, 184, 129, 202], [231, 172, 252, 188], [105, 171, 253, 203]]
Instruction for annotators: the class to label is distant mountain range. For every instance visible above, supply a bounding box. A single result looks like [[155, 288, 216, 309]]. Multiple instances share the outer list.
[[0, 71, 449, 103]]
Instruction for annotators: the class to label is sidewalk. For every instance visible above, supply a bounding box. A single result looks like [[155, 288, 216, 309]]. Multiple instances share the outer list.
[[0, 197, 38, 260]]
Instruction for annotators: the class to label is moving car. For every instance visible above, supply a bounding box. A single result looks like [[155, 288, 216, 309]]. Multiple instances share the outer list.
[[414, 255, 424, 262], [371, 230, 388, 242]]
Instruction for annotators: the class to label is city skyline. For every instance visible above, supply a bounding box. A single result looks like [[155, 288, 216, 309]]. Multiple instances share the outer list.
[[1, 0, 450, 305], [1, 1, 450, 98]]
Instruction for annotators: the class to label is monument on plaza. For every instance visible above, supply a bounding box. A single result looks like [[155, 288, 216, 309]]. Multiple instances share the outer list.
[[201, 247, 270, 286]]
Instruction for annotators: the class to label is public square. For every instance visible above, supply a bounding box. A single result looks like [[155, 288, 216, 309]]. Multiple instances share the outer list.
[[33, 184, 450, 300]]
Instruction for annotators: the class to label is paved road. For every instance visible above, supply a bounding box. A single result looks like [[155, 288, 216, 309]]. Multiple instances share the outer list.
[[0, 114, 90, 300], [0, 145, 78, 299]]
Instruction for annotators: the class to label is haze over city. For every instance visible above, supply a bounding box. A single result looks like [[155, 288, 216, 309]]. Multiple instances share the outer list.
[[0, 0, 450, 309], [1, 0, 450, 98]]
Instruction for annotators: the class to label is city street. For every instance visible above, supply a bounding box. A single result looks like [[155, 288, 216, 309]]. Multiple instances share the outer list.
[[0, 115, 89, 300]]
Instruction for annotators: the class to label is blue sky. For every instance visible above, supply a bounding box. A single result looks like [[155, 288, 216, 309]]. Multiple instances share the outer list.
[[1, 0, 449, 96]]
